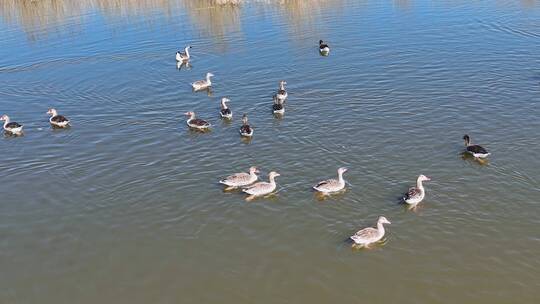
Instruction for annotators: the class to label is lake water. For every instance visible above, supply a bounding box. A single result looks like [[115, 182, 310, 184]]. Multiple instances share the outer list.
[[1, 0, 540, 303]]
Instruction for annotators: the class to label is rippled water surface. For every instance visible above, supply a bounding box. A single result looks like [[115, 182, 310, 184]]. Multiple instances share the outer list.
[[1, 0, 540, 303]]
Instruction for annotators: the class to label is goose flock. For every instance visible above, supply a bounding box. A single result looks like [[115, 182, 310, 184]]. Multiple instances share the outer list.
[[1, 40, 492, 250]]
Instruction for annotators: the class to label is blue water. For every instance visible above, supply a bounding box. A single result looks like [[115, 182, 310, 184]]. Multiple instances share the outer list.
[[1, 1, 539, 303]]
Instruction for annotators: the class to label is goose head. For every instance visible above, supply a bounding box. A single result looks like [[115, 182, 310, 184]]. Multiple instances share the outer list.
[[338, 167, 348, 175], [206, 72, 214, 78], [418, 174, 431, 182], [319, 40, 324, 45], [47, 108, 58, 116], [242, 114, 249, 125], [0, 114, 9, 121], [249, 166, 260, 174], [184, 111, 195, 119], [221, 97, 230, 108], [378, 216, 391, 225], [268, 171, 281, 179], [463, 134, 471, 146]]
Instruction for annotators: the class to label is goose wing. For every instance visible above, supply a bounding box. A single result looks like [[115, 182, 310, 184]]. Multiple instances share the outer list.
[[221, 108, 231, 116], [314, 178, 340, 192], [319, 43, 329, 49], [273, 103, 284, 111], [352, 227, 379, 242], [191, 118, 210, 127], [5, 122, 22, 128], [467, 145, 488, 154], [243, 182, 272, 195], [240, 125, 252, 134], [192, 80, 207, 87], [220, 172, 251, 186], [404, 187, 421, 200], [51, 115, 69, 123]]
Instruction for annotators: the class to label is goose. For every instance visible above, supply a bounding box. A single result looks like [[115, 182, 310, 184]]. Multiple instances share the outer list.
[[185, 111, 211, 130], [220, 98, 232, 119], [0, 114, 23, 134], [176, 45, 192, 62], [191, 73, 214, 91], [463, 134, 490, 158], [47, 108, 70, 128], [219, 166, 259, 188], [272, 95, 284, 114], [319, 40, 330, 55], [350, 216, 391, 248], [239, 114, 253, 137], [276, 80, 288, 101], [403, 175, 431, 207], [313, 167, 348, 194], [242, 171, 280, 197]]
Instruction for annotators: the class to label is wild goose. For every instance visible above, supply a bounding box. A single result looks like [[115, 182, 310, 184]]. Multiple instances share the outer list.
[[191, 73, 214, 91], [319, 40, 330, 55], [0, 114, 23, 134], [176, 45, 192, 62], [403, 175, 431, 207], [463, 134, 490, 158], [219, 166, 259, 188], [185, 111, 211, 130], [242, 171, 280, 198], [313, 167, 348, 194], [220, 98, 232, 119], [239, 114, 253, 137], [350, 216, 391, 248], [47, 108, 70, 128]]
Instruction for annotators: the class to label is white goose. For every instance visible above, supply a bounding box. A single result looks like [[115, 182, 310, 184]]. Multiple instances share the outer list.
[[185, 111, 211, 130], [219, 166, 259, 188], [220, 98, 232, 119], [403, 175, 431, 207], [239, 114, 253, 137], [272, 95, 284, 114], [350, 216, 391, 248], [176, 45, 192, 62], [47, 108, 70, 128], [242, 171, 280, 198], [0, 114, 23, 134], [276, 80, 288, 101], [191, 73, 214, 91], [313, 167, 348, 194], [463, 134, 490, 158]]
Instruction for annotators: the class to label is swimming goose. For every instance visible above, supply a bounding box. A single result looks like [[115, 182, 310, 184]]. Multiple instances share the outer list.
[[272, 95, 284, 114], [242, 171, 280, 197], [0, 114, 23, 134], [276, 80, 288, 101], [239, 114, 253, 137], [220, 98, 232, 119], [463, 134, 490, 158], [191, 73, 214, 91], [319, 40, 330, 55], [350, 216, 391, 248], [176, 45, 192, 62], [313, 167, 348, 194], [403, 175, 431, 207], [47, 108, 70, 128], [219, 166, 259, 188], [185, 111, 211, 130]]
